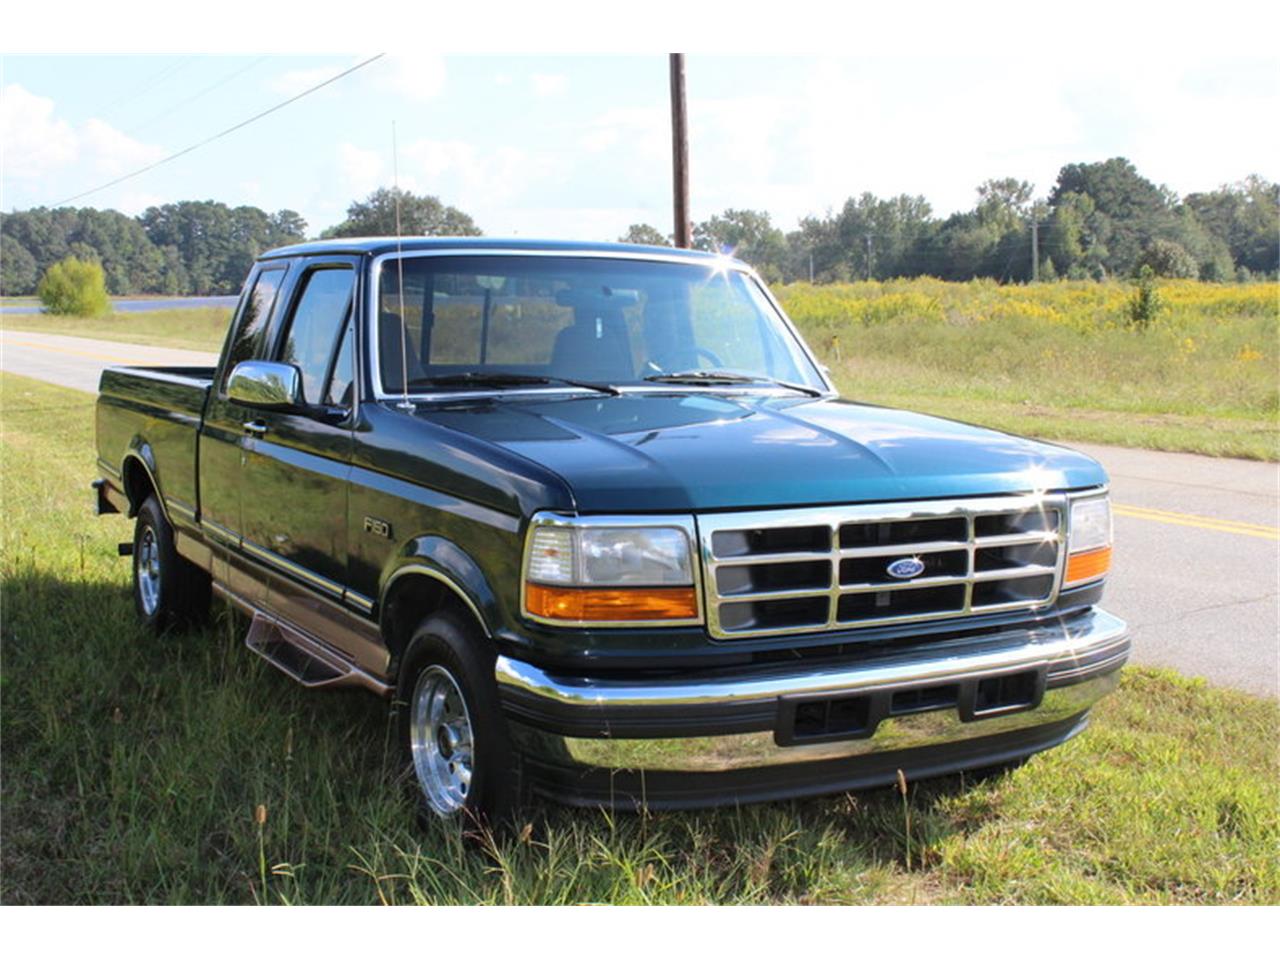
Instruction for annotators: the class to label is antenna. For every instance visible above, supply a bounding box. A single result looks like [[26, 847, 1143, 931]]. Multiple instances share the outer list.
[[392, 120, 414, 411]]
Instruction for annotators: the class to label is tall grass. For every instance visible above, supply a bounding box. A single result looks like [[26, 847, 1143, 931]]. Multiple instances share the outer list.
[[2, 372, 1278, 904], [777, 279, 1280, 459]]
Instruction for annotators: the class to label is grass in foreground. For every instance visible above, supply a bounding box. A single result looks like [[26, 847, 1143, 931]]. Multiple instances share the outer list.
[[0, 307, 229, 352], [779, 278, 1280, 460], [2, 371, 1277, 905]]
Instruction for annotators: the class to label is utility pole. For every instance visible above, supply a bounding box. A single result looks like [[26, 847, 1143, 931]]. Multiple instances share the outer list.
[[865, 233, 874, 281], [669, 54, 691, 249], [1031, 217, 1040, 282]]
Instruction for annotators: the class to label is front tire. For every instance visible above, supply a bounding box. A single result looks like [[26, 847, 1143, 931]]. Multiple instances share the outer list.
[[132, 495, 210, 632], [396, 610, 518, 827]]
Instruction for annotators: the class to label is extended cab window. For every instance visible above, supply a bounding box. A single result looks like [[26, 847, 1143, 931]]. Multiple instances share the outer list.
[[278, 267, 356, 405], [223, 265, 287, 388]]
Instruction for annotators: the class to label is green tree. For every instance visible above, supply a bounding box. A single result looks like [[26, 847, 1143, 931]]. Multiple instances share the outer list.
[[37, 256, 111, 316], [269, 209, 308, 247], [784, 213, 847, 282], [74, 208, 166, 293], [1184, 176, 1279, 277], [156, 245, 190, 295], [693, 209, 788, 282], [0, 234, 39, 295], [1125, 265, 1163, 330], [976, 178, 1034, 227], [926, 178, 1036, 283], [619, 223, 671, 246], [1049, 158, 1175, 275], [139, 201, 307, 294], [0, 208, 76, 274], [1045, 191, 1111, 279], [322, 187, 481, 239], [1165, 207, 1234, 281], [1138, 239, 1198, 279]]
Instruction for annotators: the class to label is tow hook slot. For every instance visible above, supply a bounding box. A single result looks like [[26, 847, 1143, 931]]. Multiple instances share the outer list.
[[964, 669, 1045, 720], [117, 542, 134, 556], [775, 668, 1047, 746]]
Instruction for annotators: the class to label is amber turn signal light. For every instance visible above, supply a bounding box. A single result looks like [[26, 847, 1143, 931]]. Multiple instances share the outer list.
[[1065, 546, 1112, 585], [525, 583, 698, 622]]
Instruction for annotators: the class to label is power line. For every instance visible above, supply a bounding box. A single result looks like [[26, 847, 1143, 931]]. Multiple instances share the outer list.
[[92, 56, 196, 119], [123, 56, 270, 137], [50, 54, 385, 208]]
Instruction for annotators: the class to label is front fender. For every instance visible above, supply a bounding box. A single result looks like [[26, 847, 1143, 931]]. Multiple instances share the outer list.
[[379, 535, 501, 639]]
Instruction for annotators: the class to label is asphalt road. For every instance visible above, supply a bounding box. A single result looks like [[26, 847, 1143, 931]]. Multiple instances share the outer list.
[[2, 331, 1276, 698], [1, 295, 239, 315], [0, 329, 217, 392]]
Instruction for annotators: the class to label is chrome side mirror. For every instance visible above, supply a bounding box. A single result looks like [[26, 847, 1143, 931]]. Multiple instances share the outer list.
[[227, 360, 302, 409]]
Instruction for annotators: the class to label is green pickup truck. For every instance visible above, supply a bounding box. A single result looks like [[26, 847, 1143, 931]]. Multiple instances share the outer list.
[[92, 237, 1128, 824]]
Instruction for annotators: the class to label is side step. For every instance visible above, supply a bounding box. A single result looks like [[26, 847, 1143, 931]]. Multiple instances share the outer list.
[[245, 612, 359, 689]]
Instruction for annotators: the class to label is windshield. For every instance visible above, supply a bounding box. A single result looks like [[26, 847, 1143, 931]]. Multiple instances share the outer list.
[[374, 255, 825, 395]]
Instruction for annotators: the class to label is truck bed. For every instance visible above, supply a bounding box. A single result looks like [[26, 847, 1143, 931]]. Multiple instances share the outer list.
[[96, 365, 216, 525]]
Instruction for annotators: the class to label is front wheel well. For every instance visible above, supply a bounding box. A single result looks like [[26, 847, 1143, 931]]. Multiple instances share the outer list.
[[381, 571, 489, 672]]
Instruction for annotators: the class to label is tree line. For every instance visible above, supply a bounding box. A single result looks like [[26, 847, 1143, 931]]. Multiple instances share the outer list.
[[624, 159, 1279, 285], [1, 202, 307, 297], [2, 158, 1276, 297], [0, 189, 482, 297]]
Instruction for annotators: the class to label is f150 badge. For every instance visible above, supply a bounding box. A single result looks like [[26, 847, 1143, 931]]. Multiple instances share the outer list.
[[364, 516, 392, 539], [886, 557, 926, 579]]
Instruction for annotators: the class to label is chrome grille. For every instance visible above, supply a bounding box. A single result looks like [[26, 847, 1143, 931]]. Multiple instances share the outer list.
[[699, 495, 1066, 640]]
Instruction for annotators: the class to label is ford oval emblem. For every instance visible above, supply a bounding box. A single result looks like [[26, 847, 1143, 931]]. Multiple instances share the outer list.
[[886, 557, 926, 580]]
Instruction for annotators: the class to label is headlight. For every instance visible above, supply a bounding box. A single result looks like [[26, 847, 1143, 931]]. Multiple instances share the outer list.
[[523, 515, 700, 624], [1065, 494, 1112, 586]]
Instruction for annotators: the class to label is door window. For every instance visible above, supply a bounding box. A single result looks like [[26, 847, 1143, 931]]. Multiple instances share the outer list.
[[324, 320, 356, 408], [277, 267, 356, 405], [223, 266, 287, 389]]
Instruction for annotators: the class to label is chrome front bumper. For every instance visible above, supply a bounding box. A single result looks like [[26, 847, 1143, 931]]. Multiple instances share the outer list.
[[495, 608, 1129, 809]]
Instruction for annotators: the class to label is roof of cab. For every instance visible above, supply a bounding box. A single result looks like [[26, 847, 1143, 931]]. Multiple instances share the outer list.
[[257, 236, 733, 263]]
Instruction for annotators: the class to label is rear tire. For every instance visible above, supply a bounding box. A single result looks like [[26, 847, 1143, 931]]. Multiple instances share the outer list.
[[132, 495, 210, 632], [396, 609, 518, 830]]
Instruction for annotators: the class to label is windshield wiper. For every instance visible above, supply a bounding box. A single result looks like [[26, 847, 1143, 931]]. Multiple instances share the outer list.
[[643, 370, 823, 398], [407, 371, 620, 397]]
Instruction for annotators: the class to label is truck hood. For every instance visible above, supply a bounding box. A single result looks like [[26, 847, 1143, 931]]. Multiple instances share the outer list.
[[413, 392, 1108, 512]]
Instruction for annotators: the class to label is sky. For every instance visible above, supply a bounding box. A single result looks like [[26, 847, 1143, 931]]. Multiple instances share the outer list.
[[2, 51, 1277, 241]]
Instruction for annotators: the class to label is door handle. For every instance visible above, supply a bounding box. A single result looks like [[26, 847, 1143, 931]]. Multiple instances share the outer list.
[[242, 420, 268, 437]]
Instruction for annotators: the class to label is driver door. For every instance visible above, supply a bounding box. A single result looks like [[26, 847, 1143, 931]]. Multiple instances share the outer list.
[[239, 257, 359, 621]]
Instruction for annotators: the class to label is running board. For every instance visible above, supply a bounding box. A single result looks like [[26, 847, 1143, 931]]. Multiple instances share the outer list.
[[245, 612, 379, 691]]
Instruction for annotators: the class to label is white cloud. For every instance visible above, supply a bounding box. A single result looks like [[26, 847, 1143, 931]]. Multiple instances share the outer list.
[[1, 84, 78, 179], [337, 142, 384, 198], [80, 118, 165, 175], [374, 55, 446, 102], [270, 56, 445, 103], [493, 205, 666, 242], [403, 137, 549, 207], [1, 84, 165, 209], [531, 73, 568, 97], [268, 66, 339, 97], [113, 190, 166, 215], [578, 105, 667, 162]]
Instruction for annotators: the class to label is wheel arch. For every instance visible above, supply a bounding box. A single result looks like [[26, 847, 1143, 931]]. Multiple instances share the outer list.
[[120, 447, 167, 522], [378, 551, 496, 672]]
